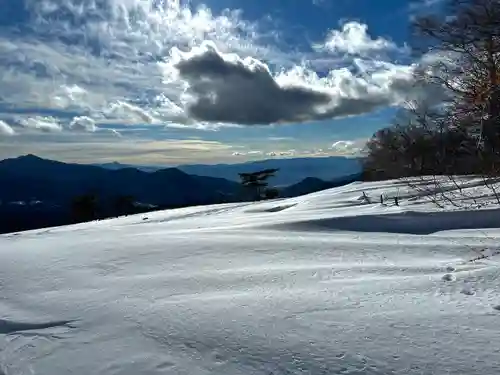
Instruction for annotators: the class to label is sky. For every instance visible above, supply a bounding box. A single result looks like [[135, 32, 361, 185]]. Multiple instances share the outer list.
[[0, 0, 444, 165]]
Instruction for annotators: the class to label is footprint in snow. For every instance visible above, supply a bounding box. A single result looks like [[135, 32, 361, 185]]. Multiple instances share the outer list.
[[461, 282, 475, 296], [442, 273, 456, 282], [211, 350, 229, 365]]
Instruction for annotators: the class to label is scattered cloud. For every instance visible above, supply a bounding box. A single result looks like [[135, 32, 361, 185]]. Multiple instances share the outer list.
[[330, 139, 367, 155], [0, 120, 15, 136], [268, 137, 296, 141], [69, 116, 97, 132], [16, 116, 63, 133], [314, 22, 399, 56], [0, 0, 268, 134], [265, 150, 297, 157], [106, 101, 159, 125], [231, 144, 366, 159], [409, 0, 445, 11], [0, 1, 420, 130], [103, 129, 123, 137]]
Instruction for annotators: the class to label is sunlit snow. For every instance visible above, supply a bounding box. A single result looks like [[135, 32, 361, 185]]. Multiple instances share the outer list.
[[1, 178, 500, 374]]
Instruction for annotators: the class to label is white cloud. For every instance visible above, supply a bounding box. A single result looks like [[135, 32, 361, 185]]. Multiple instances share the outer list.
[[315, 22, 399, 56], [0, 120, 15, 136], [230, 145, 370, 158], [233, 143, 365, 159], [106, 101, 159, 125], [69, 116, 97, 132], [330, 139, 367, 155], [105, 129, 123, 137], [17, 116, 63, 133], [268, 136, 295, 141], [264, 150, 296, 156]]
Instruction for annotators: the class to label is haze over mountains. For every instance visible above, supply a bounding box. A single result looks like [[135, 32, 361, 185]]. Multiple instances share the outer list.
[[96, 156, 362, 187]]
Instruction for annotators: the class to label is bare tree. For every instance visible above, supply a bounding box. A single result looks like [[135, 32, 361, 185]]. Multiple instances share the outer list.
[[362, 100, 476, 180], [366, 0, 500, 209], [412, 0, 500, 161]]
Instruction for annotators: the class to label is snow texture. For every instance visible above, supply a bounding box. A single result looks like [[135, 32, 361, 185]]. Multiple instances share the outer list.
[[1, 177, 500, 374]]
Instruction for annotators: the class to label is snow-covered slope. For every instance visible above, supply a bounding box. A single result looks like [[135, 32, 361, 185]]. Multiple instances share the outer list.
[[1, 178, 500, 374]]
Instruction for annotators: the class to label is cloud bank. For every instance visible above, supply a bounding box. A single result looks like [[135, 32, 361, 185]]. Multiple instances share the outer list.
[[166, 40, 417, 125], [0, 1, 421, 133], [0, 0, 438, 164]]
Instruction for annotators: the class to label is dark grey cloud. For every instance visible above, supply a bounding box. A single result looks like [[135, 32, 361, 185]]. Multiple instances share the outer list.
[[175, 48, 333, 125], [174, 46, 420, 125]]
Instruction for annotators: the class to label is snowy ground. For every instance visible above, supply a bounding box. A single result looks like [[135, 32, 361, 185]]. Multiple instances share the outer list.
[[1, 178, 500, 374]]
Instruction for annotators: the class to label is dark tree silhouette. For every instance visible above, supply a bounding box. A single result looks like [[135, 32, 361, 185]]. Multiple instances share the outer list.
[[362, 108, 478, 180], [71, 193, 98, 223], [239, 168, 279, 201], [113, 195, 136, 216], [263, 187, 280, 200]]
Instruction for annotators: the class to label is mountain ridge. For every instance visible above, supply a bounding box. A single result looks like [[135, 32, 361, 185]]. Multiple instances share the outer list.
[[0, 154, 362, 233], [0, 154, 241, 206], [94, 155, 362, 186]]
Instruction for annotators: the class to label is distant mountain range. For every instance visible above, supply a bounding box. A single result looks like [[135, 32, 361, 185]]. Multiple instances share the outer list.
[[0, 154, 362, 233], [95, 161, 162, 173], [0, 155, 243, 233], [95, 156, 362, 187], [0, 154, 240, 206]]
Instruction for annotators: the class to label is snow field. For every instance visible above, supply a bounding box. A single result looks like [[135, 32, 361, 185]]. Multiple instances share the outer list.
[[1, 177, 500, 374]]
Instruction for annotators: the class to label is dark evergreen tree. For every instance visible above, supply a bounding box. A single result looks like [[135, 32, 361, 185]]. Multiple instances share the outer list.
[[239, 168, 279, 200]]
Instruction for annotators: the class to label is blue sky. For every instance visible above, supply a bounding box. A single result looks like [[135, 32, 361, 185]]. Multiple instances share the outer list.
[[0, 0, 442, 165]]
